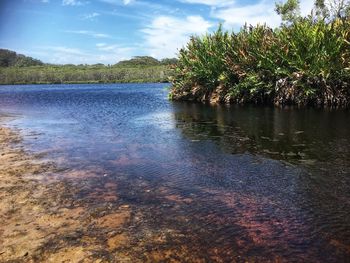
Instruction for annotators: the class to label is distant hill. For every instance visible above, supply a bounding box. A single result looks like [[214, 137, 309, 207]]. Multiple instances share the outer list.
[[115, 56, 177, 67], [0, 49, 177, 84], [0, 49, 177, 68], [0, 49, 44, 67]]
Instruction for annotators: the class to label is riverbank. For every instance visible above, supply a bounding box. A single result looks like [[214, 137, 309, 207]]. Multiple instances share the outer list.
[[0, 118, 208, 262], [0, 79, 170, 86], [169, 77, 350, 107], [0, 121, 133, 262], [0, 65, 171, 85]]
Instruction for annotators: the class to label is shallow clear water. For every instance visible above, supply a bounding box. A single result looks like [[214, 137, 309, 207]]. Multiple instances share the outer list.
[[1, 83, 349, 261]]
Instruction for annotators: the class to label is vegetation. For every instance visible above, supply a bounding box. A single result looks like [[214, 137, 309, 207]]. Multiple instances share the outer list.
[[115, 56, 177, 67], [169, 0, 350, 107], [0, 49, 44, 67], [0, 51, 176, 84]]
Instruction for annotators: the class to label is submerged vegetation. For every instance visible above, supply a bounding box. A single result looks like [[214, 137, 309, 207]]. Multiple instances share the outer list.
[[0, 52, 175, 84], [169, 0, 350, 107]]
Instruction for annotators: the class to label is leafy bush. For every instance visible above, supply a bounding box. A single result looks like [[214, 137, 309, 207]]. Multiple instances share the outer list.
[[170, 1, 350, 107]]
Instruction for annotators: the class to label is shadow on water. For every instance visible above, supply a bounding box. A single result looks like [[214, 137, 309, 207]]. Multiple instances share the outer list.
[[164, 101, 350, 261], [0, 84, 349, 261], [172, 102, 350, 164]]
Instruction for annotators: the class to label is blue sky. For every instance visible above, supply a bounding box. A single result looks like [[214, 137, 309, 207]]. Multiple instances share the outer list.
[[0, 0, 314, 64]]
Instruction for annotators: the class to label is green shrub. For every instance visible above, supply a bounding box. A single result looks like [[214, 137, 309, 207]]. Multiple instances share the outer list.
[[170, 1, 350, 107]]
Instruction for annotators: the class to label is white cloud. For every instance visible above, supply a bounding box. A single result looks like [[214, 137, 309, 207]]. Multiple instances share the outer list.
[[212, 1, 281, 29], [96, 43, 107, 47], [62, 0, 86, 6], [99, 0, 118, 4], [96, 43, 118, 51], [46, 46, 85, 55], [37, 45, 134, 64], [95, 43, 136, 56], [100, 0, 177, 15], [41, 0, 50, 3], [208, 0, 315, 29], [141, 15, 212, 58], [179, 0, 234, 6], [81, 12, 100, 20], [99, 0, 131, 4], [95, 45, 135, 63], [65, 30, 111, 38]]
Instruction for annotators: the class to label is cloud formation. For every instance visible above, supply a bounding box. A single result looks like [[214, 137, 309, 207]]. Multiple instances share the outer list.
[[65, 30, 111, 38], [212, 1, 281, 29], [62, 0, 85, 6], [99, 0, 133, 5], [180, 0, 315, 29], [179, 0, 233, 6], [36, 45, 134, 64], [81, 12, 100, 20], [142, 15, 212, 58]]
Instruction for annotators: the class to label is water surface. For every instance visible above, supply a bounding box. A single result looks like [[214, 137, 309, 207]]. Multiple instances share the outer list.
[[0, 83, 349, 262]]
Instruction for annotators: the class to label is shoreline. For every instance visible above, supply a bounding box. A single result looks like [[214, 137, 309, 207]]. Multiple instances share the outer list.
[[169, 82, 350, 108], [0, 118, 198, 262], [0, 80, 170, 86], [0, 120, 133, 262]]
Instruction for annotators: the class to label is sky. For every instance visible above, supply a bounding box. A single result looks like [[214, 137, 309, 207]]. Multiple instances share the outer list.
[[0, 0, 315, 65]]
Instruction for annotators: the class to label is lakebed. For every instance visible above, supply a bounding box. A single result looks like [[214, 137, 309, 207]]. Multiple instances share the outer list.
[[0, 83, 349, 262]]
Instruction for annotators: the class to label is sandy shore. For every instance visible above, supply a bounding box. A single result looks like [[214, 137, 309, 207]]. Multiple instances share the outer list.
[[0, 119, 201, 262], [0, 121, 134, 262], [2, 115, 349, 262]]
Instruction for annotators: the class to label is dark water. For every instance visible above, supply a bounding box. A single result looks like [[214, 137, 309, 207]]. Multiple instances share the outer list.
[[1, 83, 349, 262]]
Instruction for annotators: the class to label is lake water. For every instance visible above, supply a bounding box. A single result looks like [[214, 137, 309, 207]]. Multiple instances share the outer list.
[[0, 83, 349, 261]]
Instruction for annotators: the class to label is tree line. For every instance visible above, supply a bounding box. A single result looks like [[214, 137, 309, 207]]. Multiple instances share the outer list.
[[0, 50, 176, 84]]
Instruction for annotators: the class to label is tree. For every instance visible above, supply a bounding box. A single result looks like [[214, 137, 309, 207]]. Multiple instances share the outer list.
[[276, 0, 350, 23], [0, 49, 43, 67], [115, 56, 160, 67], [160, 58, 178, 65], [275, 0, 301, 23], [315, 0, 330, 19], [328, 0, 350, 19], [313, 0, 350, 20]]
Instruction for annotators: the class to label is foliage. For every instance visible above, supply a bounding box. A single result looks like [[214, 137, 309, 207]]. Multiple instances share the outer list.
[[0, 64, 172, 84], [275, 0, 301, 23], [170, 0, 350, 107], [171, 25, 229, 91], [115, 56, 160, 67], [115, 56, 177, 67], [0, 55, 176, 84], [160, 58, 178, 65], [0, 49, 43, 67]]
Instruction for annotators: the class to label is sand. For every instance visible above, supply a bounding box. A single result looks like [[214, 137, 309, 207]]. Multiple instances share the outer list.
[[0, 120, 199, 262], [0, 123, 134, 262]]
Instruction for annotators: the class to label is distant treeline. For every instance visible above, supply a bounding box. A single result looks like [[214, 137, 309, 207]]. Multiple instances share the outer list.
[[0, 50, 176, 84], [169, 0, 350, 108], [0, 49, 44, 67]]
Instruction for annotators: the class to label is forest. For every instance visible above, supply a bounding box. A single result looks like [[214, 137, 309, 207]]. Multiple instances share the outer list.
[[0, 50, 175, 84], [169, 0, 350, 107]]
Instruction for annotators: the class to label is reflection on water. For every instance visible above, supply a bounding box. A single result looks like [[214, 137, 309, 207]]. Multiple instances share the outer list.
[[174, 102, 350, 164], [0, 84, 349, 261]]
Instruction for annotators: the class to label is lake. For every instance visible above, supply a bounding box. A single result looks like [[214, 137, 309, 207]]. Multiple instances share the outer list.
[[0, 83, 349, 261]]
